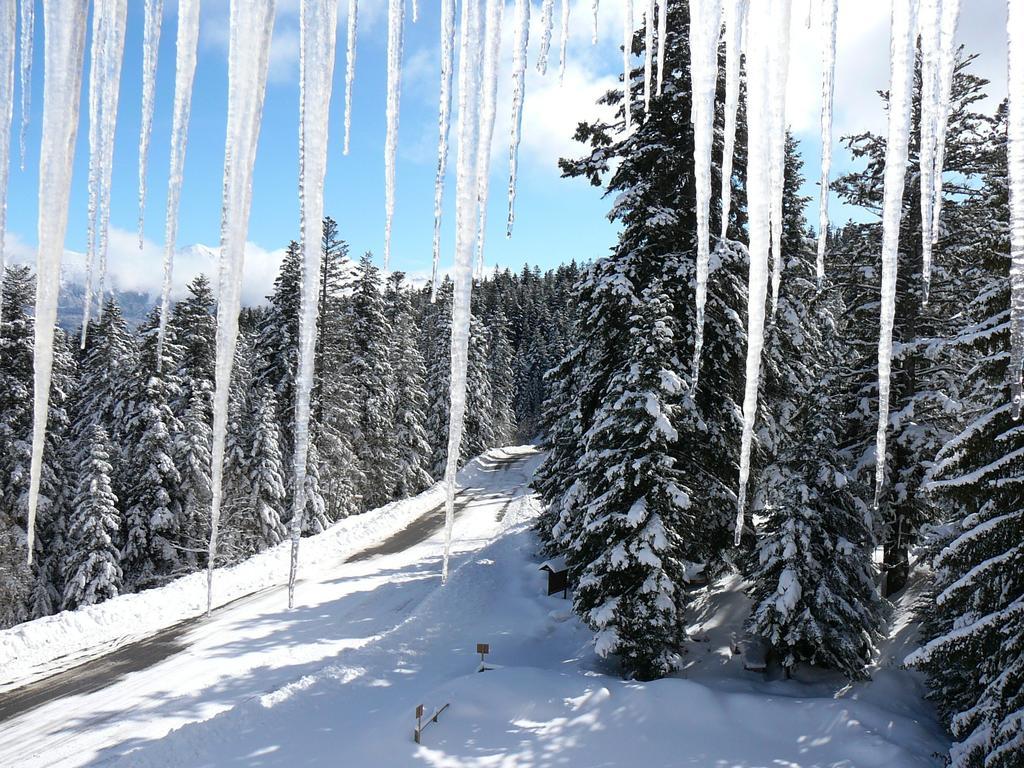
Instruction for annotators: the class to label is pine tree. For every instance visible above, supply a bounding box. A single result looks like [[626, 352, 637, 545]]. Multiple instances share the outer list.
[[63, 425, 123, 610], [176, 388, 212, 568], [247, 380, 288, 549], [169, 274, 217, 415], [487, 305, 518, 446]]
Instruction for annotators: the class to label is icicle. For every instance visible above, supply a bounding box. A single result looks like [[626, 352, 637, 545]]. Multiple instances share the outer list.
[[929, 0, 961, 247], [622, 0, 633, 132], [816, 0, 837, 286], [0, 0, 13, 329], [918, 0, 941, 305], [591, 0, 598, 45], [443, 0, 483, 584], [81, 0, 128, 349], [26, 0, 90, 563], [537, 0, 554, 74], [559, 0, 569, 83], [17, 0, 33, 170], [342, 0, 357, 155], [383, 0, 404, 270], [412, 0, 419, 24], [505, 0, 529, 237], [874, 0, 918, 506], [643, 0, 653, 115], [720, 0, 747, 239], [138, 0, 163, 251], [207, 0, 276, 613], [430, 0, 456, 300], [288, 0, 340, 610], [474, 0, 503, 277], [656, 0, 667, 96], [768, 0, 792, 316], [688, 0, 721, 391], [155, 0, 201, 371], [1009, 0, 1024, 417], [734, 0, 775, 546]]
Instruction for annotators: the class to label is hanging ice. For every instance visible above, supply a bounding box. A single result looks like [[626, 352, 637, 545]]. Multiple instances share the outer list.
[[559, 0, 569, 83], [537, 0, 554, 74], [156, 0, 202, 370], [643, 0, 654, 114], [80, 0, 128, 348], [591, 0, 599, 45], [622, 0, 633, 132], [874, 0, 918, 505], [688, 0, 721, 390], [207, 0, 276, 612], [288, 0, 340, 609], [505, 0, 529, 237], [26, 0, 90, 563], [734, 0, 775, 546], [768, 0, 792, 316], [342, 0, 357, 155], [413, 0, 419, 24], [929, 0, 961, 248], [443, 0, 482, 584], [720, 0, 747, 239], [1009, 0, 1024, 417], [816, 0, 837, 286], [656, 0, 667, 96], [430, 0, 456, 299], [0, 0, 14, 328], [17, 0, 32, 169], [383, 0, 404, 270], [918, 0, 941, 305], [474, 0, 504, 277], [137, 0, 163, 250]]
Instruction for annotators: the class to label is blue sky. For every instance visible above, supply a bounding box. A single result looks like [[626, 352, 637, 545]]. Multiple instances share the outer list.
[[3, 0, 1009, 304]]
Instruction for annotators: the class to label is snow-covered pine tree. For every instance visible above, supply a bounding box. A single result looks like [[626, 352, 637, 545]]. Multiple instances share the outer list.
[[175, 387, 212, 568], [348, 252, 397, 508], [121, 310, 183, 588], [908, 101, 1024, 768], [486, 305, 517, 446], [63, 425, 123, 610], [246, 380, 288, 549], [569, 282, 692, 680], [169, 274, 217, 417], [386, 272, 433, 499], [831, 53, 990, 594]]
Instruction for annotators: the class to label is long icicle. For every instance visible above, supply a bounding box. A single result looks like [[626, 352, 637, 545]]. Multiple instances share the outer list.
[[929, 0, 961, 247], [342, 0, 357, 155], [207, 0, 276, 614], [81, 0, 128, 349], [156, 0, 201, 371], [558, 0, 569, 83], [591, 0, 599, 45], [1008, 0, 1024, 417], [767, 0, 792, 316], [17, 0, 32, 170], [874, 0, 919, 506], [815, 0, 837, 286], [656, 0, 667, 96], [643, 0, 653, 115], [431, 0, 457, 299], [383, 0, 404, 270], [288, 0, 340, 609], [622, 0, 633, 132], [537, 0, 554, 74], [474, 0, 503, 277], [0, 0, 14, 328], [442, 0, 483, 584], [27, 0, 90, 563], [688, 0, 722, 391], [720, 0, 747, 239], [505, 0, 529, 237], [138, 0, 163, 250], [734, 0, 774, 545], [918, 0, 941, 305]]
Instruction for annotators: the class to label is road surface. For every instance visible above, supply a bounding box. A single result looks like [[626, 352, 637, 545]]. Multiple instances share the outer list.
[[0, 447, 538, 767]]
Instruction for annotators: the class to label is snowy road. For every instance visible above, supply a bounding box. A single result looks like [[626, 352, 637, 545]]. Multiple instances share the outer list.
[[0, 446, 540, 768]]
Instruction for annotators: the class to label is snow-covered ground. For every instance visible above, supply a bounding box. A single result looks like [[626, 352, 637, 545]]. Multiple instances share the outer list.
[[0, 445, 949, 767]]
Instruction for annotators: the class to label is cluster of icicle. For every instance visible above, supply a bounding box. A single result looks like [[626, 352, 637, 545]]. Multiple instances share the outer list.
[[13, 0, 1024, 610]]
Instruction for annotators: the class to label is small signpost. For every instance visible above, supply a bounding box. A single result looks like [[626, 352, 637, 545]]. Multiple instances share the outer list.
[[477, 642, 493, 672], [413, 702, 450, 744]]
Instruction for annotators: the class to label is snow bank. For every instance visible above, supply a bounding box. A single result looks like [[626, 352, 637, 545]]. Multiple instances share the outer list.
[[0, 448, 522, 690]]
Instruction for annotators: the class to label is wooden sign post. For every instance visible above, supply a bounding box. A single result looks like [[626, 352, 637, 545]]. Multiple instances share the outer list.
[[413, 702, 450, 744]]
